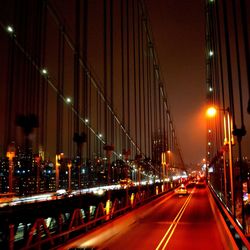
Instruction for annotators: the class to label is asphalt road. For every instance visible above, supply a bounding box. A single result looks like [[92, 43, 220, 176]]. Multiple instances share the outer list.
[[60, 186, 230, 250]]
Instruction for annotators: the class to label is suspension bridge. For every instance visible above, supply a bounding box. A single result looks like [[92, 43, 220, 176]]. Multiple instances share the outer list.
[[0, 0, 250, 249]]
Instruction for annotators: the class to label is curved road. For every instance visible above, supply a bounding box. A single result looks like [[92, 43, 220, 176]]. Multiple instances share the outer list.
[[60, 186, 231, 250]]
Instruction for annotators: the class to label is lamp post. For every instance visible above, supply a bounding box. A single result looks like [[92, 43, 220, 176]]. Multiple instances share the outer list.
[[34, 154, 41, 193], [206, 106, 234, 216], [6, 143, 16, 193], [135, 154, 142, 191], [67, 161, 72, 192], [167, 150, 171, 188], [161, 152, 166, 191], [103, 144, 114, 220], [123, 149, 131, 206], [55, 153, 63, 190]]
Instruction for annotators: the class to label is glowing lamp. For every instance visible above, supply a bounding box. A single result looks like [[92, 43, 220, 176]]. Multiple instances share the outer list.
[[206, 107, 217, 117]]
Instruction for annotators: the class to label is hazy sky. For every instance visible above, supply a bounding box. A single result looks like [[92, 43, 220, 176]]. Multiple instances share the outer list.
[[145, 0, 206, 164]]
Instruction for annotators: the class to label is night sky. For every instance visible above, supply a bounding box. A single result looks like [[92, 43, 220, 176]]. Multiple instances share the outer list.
[[0, 0, 249, 165], [145, 0, 206, 164], [145, 0, 250, 164]]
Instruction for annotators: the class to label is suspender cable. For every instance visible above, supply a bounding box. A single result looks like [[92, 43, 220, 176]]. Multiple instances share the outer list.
[[239, 0, 250, 114], [153, 65, 157, 152], [110, 0, 114, 145], [120, 0, 125, 149], [83, 0, 89, 158], [158, 84, 163, 151], [40, 1, 47, 156], [103, 0, 108, 143], [232, 0, 246, 134], [34, 1, 44, 150], [210, 2, 222, 149], [232, 0, 246, 232], [215, 0, 226, 110], [5, 22, 15, 151], [56, 25, 64, 154], [126, 0, 131, 149], [141, 15, 147, 155], [137, 1, 142, 150], [222, 0, 236, 129], [74, 0, 80, 137], [147, 43, 152, 159], [132, 0, 138, 150]]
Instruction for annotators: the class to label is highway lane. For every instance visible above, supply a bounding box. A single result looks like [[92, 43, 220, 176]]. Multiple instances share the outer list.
[[60, 186, 230, 250]]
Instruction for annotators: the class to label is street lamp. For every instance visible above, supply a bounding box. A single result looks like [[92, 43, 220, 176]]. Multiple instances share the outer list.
[[161, 152, 166, 191], [206, 106, 234, 216], [6, 143, 16, 193], [67, 161, 72, 192], [167, 150, 171, 188], [103, 144, 114, 220], [34, 154, 41, 193], [55, 153, 64, 190]]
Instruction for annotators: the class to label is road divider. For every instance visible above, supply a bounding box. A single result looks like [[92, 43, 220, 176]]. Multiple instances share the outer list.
[[155, 189, 194, 250]]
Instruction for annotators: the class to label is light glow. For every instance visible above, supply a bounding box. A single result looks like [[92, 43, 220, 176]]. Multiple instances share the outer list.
[[206, 107, 217, 117], [41, 68, 48, 75], [7, 26, 14, 33], [209, 50, 214, 57]]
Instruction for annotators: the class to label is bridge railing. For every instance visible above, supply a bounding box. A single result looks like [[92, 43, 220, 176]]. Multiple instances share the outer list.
[[0, 182, 178, 250], [209, 184, 250, 249]]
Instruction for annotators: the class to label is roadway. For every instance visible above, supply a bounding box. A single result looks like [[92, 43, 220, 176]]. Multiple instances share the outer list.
[[60, 185, 232, 250]]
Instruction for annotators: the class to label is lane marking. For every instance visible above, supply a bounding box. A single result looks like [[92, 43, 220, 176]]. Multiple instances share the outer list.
[[155, 189, 194, 250]]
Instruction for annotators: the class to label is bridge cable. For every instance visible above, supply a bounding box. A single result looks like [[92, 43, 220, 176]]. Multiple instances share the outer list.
[[222, 0, 236, 129], [120, 0, 126, 150], [232, 0, 246, 232], [132, 0, 138, 152], [232, 0, 246, 137], [137, 1, 142, 151], [239, 0, 250, 114], [126, 0, 131, 151]]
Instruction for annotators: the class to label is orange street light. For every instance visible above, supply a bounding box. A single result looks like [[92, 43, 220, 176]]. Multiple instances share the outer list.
[[161, 152, 166, 191], [206, 106, 234, 215], [55, 153, 64, 190], [206, 106, 217, 117], [67, 161, 72, 192]]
